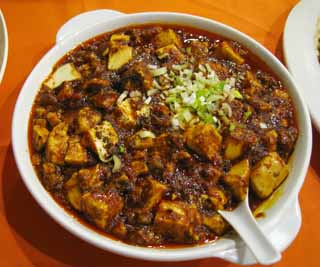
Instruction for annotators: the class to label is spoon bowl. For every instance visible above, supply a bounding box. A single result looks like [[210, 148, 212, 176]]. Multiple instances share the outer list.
[[219, 192, 281, 265]]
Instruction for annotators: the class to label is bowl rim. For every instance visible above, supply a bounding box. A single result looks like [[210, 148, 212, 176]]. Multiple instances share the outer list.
[[0, 9, 8, 84], [11, 11, 312, 262]]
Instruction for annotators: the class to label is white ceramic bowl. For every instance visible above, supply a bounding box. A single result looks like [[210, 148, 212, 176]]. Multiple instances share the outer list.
[[283, 0, 320, 132], [12, 10, 312, 265], [0, 9, 8, 84]]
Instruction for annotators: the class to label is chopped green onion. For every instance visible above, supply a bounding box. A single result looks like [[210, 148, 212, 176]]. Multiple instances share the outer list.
[[147, 64, 158, 69], [117, 90, 128, 104], [222, 102, 232, 117], [119, 145, 125, 154], [161, 63, 240, 130], [205, 63, 213, 72], [243, 110, 252, 120], [172, 64, 188, 70], [197, 110, 214, 124], [147, 88, 158, 96], [229, 123, 236, 132], [105, 156, 114, 163], [166, 95, 177, 103], [138, 130, 156, 139], [199, 64, 206, 72], [232, 89, 243, 99], [260, 122, 268, 129], [144, 96, 152, 104], [182, 109, 193, 122], [213, 81, 225, 91], [102, 47, 109, 56], [158, 53, 169, 59], [150, 67, 167, 77]]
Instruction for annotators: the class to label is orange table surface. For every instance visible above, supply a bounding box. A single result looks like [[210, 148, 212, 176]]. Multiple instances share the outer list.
[[0, 0, 319, 266]]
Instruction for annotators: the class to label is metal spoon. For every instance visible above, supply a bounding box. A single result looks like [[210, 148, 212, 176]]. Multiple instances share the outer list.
[[219, 192, 281, 265]]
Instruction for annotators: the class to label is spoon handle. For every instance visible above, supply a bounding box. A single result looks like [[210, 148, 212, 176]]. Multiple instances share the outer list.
[[219, 200, 281, 265]]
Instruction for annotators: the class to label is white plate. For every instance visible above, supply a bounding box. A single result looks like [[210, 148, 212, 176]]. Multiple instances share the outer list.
[[0, 9, 8, 84], [284, 0, 320, 131]]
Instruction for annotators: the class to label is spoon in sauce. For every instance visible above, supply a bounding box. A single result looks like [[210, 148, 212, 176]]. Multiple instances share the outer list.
[[218, 191, 281, 265]]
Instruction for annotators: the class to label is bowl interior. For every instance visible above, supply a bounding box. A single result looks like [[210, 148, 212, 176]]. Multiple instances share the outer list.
[[12, 12, 312, 262]]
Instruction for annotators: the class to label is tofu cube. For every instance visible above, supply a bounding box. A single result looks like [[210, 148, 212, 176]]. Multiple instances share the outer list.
[[203, 213, 229, 235], [85, 120, 119, 162], [245, 71, 262, 89], [216, 41, 244, 64], [83, 78, 110, 90], [142, 178, 167, 211], [187, 40, 209, 59], [224, 136, 244, 160], [184, 123, 222, 161], [250, 152, 289, 199], [131, 161, 149, 176], [206, 186, 228, 210], [154, 201, 200, 242], [46, 111, 62, 127], [117, 99, 136, 127], [110, 33, 130, 44], [46, 122, 69, 165], [65, 136, 88, 165], [108, 45, 133, 70], [154, 29, 182, 48], [81, 190, 123, 229], [33, 118, 47, 127], [91, 90, 118, 110], [64, 172, 82, 210], [42, 162, 63, 191], [224, 159, 250, 201], [137, 104, 150, 118], [44, 63, 81, 89], [201, 165, 222, 184], [128, 130, 154, 149], [77, 164, 104, 191], [263, 130, 278, 152], [156, 44, 185, 62], [77, 107, 102, 133], [32, 124, 49, 151], [34, 107, 47, 118], [112, 221, 127, 239]]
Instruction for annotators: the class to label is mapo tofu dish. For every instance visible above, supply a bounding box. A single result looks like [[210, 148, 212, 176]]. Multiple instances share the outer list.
[[29, 25, 298, 246]]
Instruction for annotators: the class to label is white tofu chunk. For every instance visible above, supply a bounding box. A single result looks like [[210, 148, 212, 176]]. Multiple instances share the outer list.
[[77, 107, 102, 133], [117, 99, 136, 127], [108, 45, 133, 70], [64, 172, 82, 210], [81, 190, 123, 229], [110, 33, 130, 44], [224, 159, 250, 201], [46, 122, 69, 165], [85, 120, 119, 162], [154, 29, 182, 48], [44, 63, 81, 89], [64, 136, 88, 165], [250, 152, 289, 199]]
